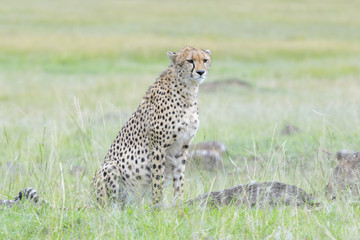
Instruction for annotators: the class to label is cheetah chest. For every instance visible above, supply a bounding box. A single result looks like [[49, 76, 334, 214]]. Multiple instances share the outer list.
[[166, 105, 199, 158]]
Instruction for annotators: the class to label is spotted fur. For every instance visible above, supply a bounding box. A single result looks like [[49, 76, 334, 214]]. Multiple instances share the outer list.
[[92, 47, 212, 206], [186, 182, 315, 208], [326, 152, 360, 200]]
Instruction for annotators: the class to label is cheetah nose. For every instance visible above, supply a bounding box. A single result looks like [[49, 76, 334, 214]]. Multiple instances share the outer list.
[[196, 70, 205, 76]]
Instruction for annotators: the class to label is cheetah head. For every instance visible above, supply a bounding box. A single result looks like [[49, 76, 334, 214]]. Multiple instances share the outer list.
[[167, 47, 212, 85]]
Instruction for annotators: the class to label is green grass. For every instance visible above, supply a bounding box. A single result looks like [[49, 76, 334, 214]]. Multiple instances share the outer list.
[[1, 0, 360, 238]]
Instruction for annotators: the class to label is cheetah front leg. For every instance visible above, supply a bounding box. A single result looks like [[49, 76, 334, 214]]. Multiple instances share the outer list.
[[172, 154, 186, 202], [172, 144, 190, 203], [151, 145, 166, 205]]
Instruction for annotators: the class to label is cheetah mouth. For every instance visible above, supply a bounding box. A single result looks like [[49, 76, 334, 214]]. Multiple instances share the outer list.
[[191, 76, 206, 84]]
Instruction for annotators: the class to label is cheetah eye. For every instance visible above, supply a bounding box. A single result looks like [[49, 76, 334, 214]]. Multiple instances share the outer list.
[[203, 59, 208, 63], [187, 60, 193, 64]]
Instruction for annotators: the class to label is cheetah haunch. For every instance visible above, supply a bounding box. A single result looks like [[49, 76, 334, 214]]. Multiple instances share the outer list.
[[93, 47, 212, 206]]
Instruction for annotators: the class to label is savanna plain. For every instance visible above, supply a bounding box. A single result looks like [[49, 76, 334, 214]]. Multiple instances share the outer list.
[[1, 0, 360, 239]]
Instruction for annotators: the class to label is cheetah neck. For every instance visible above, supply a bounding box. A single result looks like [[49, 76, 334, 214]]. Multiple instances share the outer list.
[[167, 67, 199, 105]]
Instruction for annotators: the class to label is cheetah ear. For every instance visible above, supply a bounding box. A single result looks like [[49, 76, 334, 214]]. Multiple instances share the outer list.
[[167, 51, 177, 64], [204, 49, 212, 56]]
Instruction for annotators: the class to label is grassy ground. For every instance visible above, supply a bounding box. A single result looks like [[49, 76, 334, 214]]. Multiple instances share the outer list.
[[1, 0, 360, 238]]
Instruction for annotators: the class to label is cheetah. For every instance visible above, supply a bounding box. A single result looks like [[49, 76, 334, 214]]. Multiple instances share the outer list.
[[186, 182, 315, 208], [1, 47, 211, 208], [326, 152, 360, 201], [92, 47, 212, 206]]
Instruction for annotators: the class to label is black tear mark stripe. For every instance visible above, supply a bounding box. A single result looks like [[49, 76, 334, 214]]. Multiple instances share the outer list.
[[191, 62, 195, 75]]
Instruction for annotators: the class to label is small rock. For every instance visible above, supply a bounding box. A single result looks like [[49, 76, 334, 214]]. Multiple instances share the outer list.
[[69, 164, 86, 175], [5, 161, 23, 173], [281, 124, 301, 136], [201, 78, 252, 91], [188, 141, 227, 170]]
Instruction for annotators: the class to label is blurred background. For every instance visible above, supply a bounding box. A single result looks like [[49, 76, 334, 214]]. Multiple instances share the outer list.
[[1, 0, 360, 202]]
